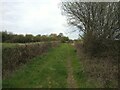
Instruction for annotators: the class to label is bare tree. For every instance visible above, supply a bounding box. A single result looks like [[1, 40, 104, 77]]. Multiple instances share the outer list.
[[61, 2, 119, 40]]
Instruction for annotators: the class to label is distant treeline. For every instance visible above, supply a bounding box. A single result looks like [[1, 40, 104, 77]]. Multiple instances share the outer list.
[[1, 31, 70, 43]]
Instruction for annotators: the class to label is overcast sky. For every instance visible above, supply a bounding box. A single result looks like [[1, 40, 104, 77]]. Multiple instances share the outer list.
[[0, 0, 79, 39]]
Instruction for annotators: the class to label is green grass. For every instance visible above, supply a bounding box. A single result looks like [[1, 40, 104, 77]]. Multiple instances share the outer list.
[[65, 44, 97, 88], [3, 43, 97, 88], [2, 43, 19, 48], [3, 44, 68, 88]]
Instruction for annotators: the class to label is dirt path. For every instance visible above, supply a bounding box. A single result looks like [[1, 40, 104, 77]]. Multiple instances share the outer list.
[[67, 58, 78, 88]]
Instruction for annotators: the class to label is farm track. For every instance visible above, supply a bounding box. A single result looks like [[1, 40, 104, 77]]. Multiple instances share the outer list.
[[3, 43, 80, 88]]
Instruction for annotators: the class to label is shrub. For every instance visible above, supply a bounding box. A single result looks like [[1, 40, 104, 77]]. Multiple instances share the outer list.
[[75, 42, 119, 88]]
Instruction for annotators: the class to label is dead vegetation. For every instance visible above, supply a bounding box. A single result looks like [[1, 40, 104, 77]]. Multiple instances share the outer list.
[[75, 43, 118, 88]]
